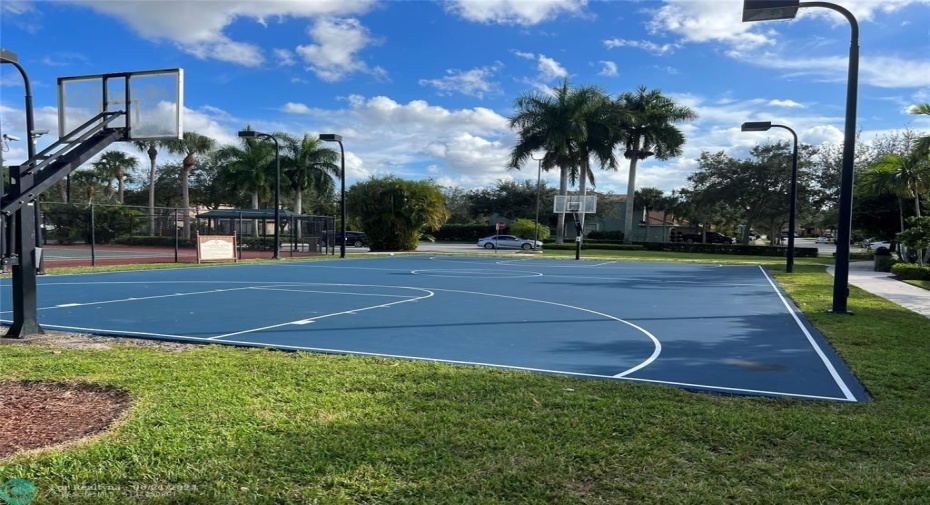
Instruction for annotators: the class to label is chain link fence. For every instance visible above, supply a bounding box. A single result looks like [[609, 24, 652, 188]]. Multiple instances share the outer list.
[[36, 202, 337, 267]]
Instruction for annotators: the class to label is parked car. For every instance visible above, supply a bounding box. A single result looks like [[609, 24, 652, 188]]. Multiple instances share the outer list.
[[815, 236, 831, 244], [865, 239, 892, 251], [680, 232, 734, 244], [335, 231, 367, 247], [477, 235, 543, 250]]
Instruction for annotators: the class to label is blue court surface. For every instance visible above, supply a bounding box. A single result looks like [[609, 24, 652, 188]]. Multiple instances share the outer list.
[[1, 256, 868, 402]]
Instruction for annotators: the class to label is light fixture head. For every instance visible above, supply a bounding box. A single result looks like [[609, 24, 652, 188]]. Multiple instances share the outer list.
[[0, 48, 19, 63], [319, 133, 342, 142], [741, 121, 773, 132], [742, 0, 800, 22], [238, 130, 260, 138]]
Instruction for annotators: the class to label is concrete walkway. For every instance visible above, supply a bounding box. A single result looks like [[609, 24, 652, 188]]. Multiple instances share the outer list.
[[827, 261, 930, 319]]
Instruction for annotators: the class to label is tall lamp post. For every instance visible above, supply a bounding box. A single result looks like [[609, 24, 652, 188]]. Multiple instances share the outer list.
[[319, 134, 346, 259], [238, 130, 281, 260], [530, 153, 544, 249], [742, 121, 800, 273], [742, 0, 859, 313]]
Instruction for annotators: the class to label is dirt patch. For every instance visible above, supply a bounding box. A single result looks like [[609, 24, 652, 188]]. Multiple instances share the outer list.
[[1, 328, 199, 352], [0, 381, 133, 460]]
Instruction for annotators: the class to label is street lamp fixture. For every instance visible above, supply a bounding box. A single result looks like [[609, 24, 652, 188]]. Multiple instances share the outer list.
[[741, 121, 800, 273], [319, 133, 346, 259], [238, 129, 281, 260], [742, 0, 860, 313]]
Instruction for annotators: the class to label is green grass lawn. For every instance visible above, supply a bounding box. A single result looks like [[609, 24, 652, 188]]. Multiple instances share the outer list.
[[904, 279, 930, 291], [2, 255, 930, 504]]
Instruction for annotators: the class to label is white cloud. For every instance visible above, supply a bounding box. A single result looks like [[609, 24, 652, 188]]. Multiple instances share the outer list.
[[295, 17, 384, 82], [647, 0, 773, 48], [51, 0, 378, 66], [512, 50, 536, 60], [419, 63, 504, 99], [598, 61, 618, 77], [768, 99, 806, 108], [604, 38, 679, 55], [273, 48, 296, 66], [728, 52, 930, 89], [282, 102, 313, 114], [537, 55, 568, 80], [445, 0, 588, 25]]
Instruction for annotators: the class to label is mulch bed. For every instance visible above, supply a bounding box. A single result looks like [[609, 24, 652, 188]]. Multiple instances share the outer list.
[[0, 381, 132, 460]]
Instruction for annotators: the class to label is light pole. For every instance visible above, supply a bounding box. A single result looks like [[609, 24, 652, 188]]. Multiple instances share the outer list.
[[530, 153, 544, 249], [742, 121, 799, 273], [238, 130, 281, 260], [319, 134, 346, 259], [742, 0, 859, 313], [1, 47, 43, 337]]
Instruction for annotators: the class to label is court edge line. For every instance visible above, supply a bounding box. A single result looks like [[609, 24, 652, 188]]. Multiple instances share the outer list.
[[0, 286, 261, 315], [757, 265, 857, 401], [10, 321, 851, 402], [248, 287, 415, 298]]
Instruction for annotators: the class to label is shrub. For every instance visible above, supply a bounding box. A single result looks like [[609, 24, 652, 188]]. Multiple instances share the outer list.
[[510, 218, 550, 241], [641, 242, 818, 257], [891, 263, 930, 280], [874, 255, 897, 272], [113, 236, 196, 248], [587, 230, 625, 241], [434, 224, 497, 241], [545, 243, 645, 251]]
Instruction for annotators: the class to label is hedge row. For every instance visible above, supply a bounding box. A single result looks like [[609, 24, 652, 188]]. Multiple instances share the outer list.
[[434, 224, 501, 241], [891, 263, 930, 280], [640, 242, 819, 257], [112, 236, 196, 248], [545, 243, 645, 251]]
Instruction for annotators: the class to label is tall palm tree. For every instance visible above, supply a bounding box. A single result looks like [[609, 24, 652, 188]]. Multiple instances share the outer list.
[[508, 80, 618, 243], [163, 132, 216, 239], [215, 135, 276, 237], [70, 169, 104, 204], [278, 133, 340, 216], [911, 103, 930, 156], [133, 141, 162, 234], [91, 150, 139, 204], [860, 152, 929, 231], [615, 86, 697, 243]]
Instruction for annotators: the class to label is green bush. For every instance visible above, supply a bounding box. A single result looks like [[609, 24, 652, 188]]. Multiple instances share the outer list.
[[434, 224, 498, 241], [891, 263, 930, 280], [587, 230, 625, 241], [510, 218, 550, 241], [113, 236, 196, 248], [641, 242, 818, 257], [545, 243, 645, 251]]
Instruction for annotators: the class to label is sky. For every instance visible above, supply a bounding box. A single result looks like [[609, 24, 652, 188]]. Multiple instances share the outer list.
[[2, 0, 929, 198]]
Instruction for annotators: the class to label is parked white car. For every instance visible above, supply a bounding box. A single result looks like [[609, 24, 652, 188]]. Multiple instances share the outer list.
[[477, 235, 543, 250]]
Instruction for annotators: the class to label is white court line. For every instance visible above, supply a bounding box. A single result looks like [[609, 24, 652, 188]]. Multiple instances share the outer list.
[[0, 286, 260, 315], [17, 321, 851, 402], [758, 266, 857, 402], [207, 287, 435, 340], [248, 287, 416, 298]]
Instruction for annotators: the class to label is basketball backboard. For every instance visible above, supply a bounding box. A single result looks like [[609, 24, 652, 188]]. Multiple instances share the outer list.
[[554, 195, 597, 214], [58, 68, 183, 141]]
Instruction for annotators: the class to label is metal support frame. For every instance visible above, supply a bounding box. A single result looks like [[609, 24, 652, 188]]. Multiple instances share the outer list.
[[319, 134, 346, 259]]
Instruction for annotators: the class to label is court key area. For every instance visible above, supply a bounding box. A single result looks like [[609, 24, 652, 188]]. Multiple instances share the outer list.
[[0, 256, 868, 402]]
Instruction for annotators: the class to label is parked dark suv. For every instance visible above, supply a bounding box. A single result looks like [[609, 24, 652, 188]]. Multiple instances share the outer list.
[[680, 232, 734, 244], [336, 231, 367, 248]]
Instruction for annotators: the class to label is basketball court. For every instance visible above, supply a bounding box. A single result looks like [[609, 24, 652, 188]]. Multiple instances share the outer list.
[[0, 256, 869, 402]]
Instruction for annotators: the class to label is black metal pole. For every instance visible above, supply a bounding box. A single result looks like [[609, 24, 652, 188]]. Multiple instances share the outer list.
[[786, 128, 799, 273], [801, 1, 858, 313], [1, 51, 43, 336], [90, 203, 96, 267], [338, 140, 346, 259], [272, 135, 281, 260]]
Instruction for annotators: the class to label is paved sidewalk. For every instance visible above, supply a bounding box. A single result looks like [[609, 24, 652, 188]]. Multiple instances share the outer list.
[[828, 261, 930, 319]]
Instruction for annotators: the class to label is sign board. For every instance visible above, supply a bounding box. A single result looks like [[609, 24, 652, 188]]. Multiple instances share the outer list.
[[197, 234, 237, 263], [496, 221, 506, 231]]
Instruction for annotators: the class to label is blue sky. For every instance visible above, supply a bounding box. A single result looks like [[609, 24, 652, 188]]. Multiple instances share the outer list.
[[2, 0, 929, 197]]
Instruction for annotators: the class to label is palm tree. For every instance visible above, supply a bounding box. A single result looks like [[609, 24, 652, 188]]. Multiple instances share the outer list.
[[70, 169, 103, 204], [278, 133, 340, 216], [508, 80, 618, 243], [133, 141, 162, 234], [215, 135, 275, 237], [911, 103, 930, 156], [163, 132, 216, 239], [91, 150, 139, 204], [615, 86, 697, 243], [860, 152, 929, 232], [659, 191, 682, 243]]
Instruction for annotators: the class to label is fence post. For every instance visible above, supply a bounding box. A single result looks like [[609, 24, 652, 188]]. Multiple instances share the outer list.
[[129, 214, 134, 244], [237, 212, 243, 260], [90, 203, 96, 267], [174, 208, 180, 263]]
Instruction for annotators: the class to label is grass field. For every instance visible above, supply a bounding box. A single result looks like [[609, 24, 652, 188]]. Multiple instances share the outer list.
[[2, 253, 930, 504]]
